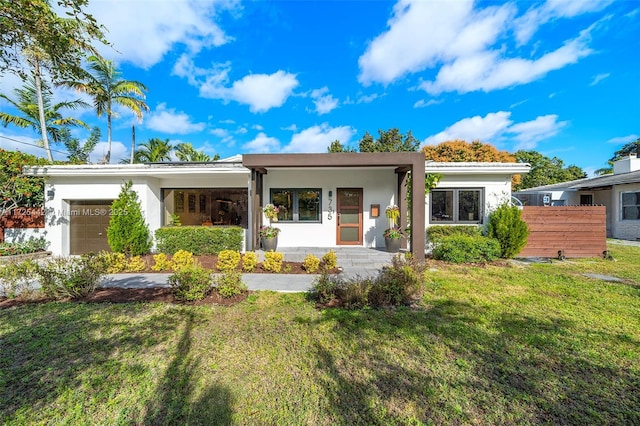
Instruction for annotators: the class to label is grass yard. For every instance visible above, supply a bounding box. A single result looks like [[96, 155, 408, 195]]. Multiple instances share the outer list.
[[1, 244, 639, 425]]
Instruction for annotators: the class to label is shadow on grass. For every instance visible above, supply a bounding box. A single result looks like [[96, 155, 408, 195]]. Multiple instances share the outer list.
[[311, 300, 640, 424], [0, 304, 233, 424], [142, 311, 233, 425]]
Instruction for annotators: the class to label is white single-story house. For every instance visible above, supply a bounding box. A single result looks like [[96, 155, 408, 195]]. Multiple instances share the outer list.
[[22, 152, 529, 259], [514, 154, 640, 241]]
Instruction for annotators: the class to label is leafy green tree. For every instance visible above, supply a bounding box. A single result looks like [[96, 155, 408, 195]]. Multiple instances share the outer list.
[[0, 77, 89, 154], [107, 180, 151, 256], [130, 138, 173, 163], [0, 0, 106, 79], [596, 137, 640, 175], [327, 139, 356, 153], [1, 0, 107, 161], [61, 126, 100, 164], [359, 128, 419, 152], [514, 150, 586, 190], [0, 149, 48, 216], [174, 142, 219, 162], [422, 140, 515, 162], [62, 55, 149, 163]]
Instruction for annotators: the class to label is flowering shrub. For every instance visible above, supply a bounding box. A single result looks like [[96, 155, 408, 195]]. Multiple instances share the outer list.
[[216, 250, 241, 272], [263, 203, 280, 222], [322, 250, 338, 270], [303, 253, 321, 273], [262, 251, 284, 273], [151, 253, 172, 271], [258, 226, 280, 238], [172, 250, 195, 272], [242, 251, 258, 272], [383, 227, 403, 239]]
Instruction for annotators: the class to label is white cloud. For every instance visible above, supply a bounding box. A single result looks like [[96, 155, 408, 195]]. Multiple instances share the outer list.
[[423, 111, 567, 150], [514, 0, 613, 45], [357, 93, 382, 104], [414, 99, 441, 108], [283, 124, 356, 153], [243, 132, 280, 153], [90, 141, 129, 164], [282, 124, 298, 132], [310, 87, 339, 115], [358, 0, 609, 95], [178, 57, 299, 113], [507, 114, 568, 149], [590, 73, 610, 86], [210, 128, 229, 138], [145, 103, 206, 134], [420, 32, 592, 95], [88, 0, 239, 68], [607, 134, 639, 144]]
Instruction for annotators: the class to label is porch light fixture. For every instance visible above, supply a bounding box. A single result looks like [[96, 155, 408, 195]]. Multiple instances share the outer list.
[[47, 189, 55, 199], [370, 204, 380, 218]]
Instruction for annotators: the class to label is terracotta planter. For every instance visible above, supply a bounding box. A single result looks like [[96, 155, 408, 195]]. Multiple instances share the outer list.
[[384, 237, 401, 253], [261, 236, 278, 252]]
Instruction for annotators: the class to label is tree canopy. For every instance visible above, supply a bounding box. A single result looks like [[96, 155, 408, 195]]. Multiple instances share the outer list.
[[175, 142, 219, 162], [422, 140, 516, 162], [513, 150, 586, 191], [0, 149, 48, 215], [0, 0, 106, 80], [62, 55, 149, 163]]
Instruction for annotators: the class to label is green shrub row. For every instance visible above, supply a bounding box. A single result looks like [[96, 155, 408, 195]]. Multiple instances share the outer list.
[[432, 234, 501, 263], [155, 226, 243, 255], [426, 225, 481, 243]]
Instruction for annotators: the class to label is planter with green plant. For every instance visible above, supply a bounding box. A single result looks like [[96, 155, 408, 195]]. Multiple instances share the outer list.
[[384, 204, 402, 253], [261, 203, 281, 251]]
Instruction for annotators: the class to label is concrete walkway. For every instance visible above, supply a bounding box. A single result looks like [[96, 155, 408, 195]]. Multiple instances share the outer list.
[[103, 247, 399, 293]]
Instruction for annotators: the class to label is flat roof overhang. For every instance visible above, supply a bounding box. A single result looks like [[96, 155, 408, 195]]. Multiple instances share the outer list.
[[243, 152, 424, 169]]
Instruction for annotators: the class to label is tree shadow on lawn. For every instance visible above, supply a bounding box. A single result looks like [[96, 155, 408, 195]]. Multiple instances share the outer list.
[[311, 301, 640, 425], [142, 310, 233, 425], [0, 304, 233, 424]]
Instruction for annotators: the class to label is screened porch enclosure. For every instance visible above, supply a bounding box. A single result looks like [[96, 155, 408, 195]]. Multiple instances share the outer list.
[[162, 188, 248, 227]]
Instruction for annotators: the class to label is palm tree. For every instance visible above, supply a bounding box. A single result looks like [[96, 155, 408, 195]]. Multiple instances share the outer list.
[[130, 138, 173, 163], [174, 142, 220, 162], [62, 55, 149, 163], [0, 77, 89, 158]]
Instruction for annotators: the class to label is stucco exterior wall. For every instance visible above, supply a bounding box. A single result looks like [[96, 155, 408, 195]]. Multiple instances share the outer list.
[[427, 173, 514, 226], [43, 173, 250, 256], [612, 182, 640, 240], [260, 168, 397, 249]]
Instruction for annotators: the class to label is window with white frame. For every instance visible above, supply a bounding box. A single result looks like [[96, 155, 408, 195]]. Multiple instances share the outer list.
[[621, 191, 640, 220], [431, 189, 483, 224], [270, 188, 322, 222]]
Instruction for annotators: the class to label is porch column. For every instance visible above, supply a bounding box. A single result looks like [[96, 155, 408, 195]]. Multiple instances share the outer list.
[[249, 170, 264, 251], [410, 157, 426, 259], [397, 170, 409, 250]]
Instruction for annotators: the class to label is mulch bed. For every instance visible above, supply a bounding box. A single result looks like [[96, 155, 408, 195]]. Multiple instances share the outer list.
[[0, 287, 249, 309]]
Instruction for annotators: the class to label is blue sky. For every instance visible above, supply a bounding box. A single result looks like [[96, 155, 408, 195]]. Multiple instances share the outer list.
[[0, 0, 638, 175]]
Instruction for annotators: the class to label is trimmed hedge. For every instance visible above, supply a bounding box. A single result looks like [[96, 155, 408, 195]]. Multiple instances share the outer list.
[[432, 234, 501, 263], [426, 225, 482, 243], [155, 226, 243, 255]]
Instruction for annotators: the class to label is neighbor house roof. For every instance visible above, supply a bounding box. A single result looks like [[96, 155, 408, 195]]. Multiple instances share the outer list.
[[518, 170, 640, 193]]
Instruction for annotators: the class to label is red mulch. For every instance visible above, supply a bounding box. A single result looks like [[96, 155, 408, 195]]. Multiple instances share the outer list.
[[0, 287, 249, 309]]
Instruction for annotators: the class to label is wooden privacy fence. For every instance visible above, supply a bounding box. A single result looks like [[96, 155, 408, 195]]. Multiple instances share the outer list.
[[0, 208, 45, 243], [518, 206, 606, 258]]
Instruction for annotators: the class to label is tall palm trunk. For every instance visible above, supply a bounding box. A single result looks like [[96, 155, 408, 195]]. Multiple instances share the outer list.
[[32, 57, 53, 162], [106, 112, 112, 163]]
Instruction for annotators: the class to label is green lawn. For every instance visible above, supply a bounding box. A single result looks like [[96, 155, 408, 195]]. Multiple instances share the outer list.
[[1, 244, 639, 425]]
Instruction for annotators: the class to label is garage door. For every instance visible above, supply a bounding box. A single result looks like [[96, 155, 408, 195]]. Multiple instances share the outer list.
[[69, 200, 114, 255]]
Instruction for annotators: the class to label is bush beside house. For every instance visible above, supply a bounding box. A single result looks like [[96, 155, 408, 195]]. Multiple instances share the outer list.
[[155, 226, 243, 255], [107, 181, 152, 256]]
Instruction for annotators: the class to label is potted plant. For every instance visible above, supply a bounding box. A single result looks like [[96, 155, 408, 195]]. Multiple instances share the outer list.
[[259, 225, 280, 251], [384, 204, 402, 253], [261, 204, 281, 251]]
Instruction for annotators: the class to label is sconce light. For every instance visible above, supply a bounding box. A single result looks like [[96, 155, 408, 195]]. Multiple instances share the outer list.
[[328, 190, 333, 197], [47, 189, 55, 199], [370, 204, 380, 218]]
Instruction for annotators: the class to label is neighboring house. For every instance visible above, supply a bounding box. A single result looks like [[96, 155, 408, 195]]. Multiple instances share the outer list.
[[514, 154, 640, 240], [22, 152, 529, 258]]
